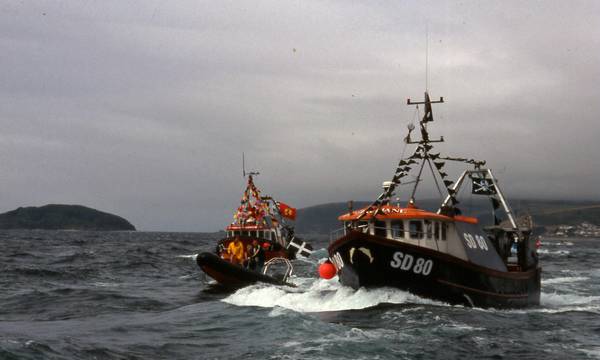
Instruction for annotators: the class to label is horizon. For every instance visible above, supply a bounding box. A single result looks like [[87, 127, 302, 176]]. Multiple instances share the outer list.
[[2, 2, 599, 231], [2, 195, 599, 232]]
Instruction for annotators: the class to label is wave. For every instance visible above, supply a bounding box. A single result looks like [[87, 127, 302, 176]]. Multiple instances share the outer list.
[[222, 277, 443, 312], [542, 276, 590, 285], [579, 347, 600, 359], [537, 249, 570, 255], [544, 241, 574, 247], [540, 292, 600, 308], [175, 254, 198, 260]]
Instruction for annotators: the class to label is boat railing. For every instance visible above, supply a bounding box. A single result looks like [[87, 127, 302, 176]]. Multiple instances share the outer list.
[[329, 225, 439, 245], [329, 227, 346, 243], [262, 257, 294, 283]]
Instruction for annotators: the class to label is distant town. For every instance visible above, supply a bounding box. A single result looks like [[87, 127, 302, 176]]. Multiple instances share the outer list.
[[550, 222, 600, 238]]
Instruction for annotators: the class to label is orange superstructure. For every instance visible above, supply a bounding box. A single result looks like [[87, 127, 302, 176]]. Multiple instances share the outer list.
[[338, 204, 478, 225]]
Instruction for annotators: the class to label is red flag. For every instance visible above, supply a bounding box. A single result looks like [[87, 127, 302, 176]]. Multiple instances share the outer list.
[[278, 202, 297, 220]]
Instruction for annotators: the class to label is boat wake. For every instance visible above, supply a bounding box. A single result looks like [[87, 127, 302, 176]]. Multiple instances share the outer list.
[[222, 275, 444, 312], [221, 248, 599, 315], [176, 254, 198, 260]]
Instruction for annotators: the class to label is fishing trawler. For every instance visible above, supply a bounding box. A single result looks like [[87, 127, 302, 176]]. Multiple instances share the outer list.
[[322, 92, 541, 308], [197, 170, 312, 288]]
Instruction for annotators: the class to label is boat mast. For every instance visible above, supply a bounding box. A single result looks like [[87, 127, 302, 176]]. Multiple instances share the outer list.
[[405, 92, 445, 202]]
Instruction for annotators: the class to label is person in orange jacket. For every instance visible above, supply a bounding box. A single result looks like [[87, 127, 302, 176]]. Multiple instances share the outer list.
[[227, 237, 245, 265]]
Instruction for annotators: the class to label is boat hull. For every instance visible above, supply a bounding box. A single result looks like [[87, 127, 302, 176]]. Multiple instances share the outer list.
[[196, 252, 287, 288], [328, 231, 541, 308]]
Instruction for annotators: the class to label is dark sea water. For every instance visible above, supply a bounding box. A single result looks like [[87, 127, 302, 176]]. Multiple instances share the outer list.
[[1, 230, 599, 359]]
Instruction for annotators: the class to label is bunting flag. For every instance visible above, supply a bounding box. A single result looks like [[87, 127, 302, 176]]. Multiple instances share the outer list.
[[438, 155, 486, 167], [472, 178, 496, 195], [278, 202, 297, 220], [443, 180, 454, 188], [489, 197, 502, 226], [490, 197, 500, 210], [434, 162, 445, 170], [359, 154, 415, 220], [232, 175, 271, 226]]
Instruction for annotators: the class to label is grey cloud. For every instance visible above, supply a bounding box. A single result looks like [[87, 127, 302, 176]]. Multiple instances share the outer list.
[[1, 1, 599, 231]]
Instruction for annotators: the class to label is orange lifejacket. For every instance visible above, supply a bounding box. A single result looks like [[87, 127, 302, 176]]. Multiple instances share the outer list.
[[227, 241, 245, 261]]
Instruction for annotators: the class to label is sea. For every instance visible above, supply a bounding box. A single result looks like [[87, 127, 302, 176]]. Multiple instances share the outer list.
[[1, 230, 599, 359]]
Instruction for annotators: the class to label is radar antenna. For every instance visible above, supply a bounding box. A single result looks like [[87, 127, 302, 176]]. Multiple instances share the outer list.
[[242, 152, 260, 178]]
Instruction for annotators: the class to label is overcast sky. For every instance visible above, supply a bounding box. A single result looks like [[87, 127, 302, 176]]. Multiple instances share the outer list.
[[1, 1, 599, 231]]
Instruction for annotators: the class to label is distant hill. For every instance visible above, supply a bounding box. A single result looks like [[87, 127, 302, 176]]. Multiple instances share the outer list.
[[0, 204, 136, 231], [295, 199, 600, 236]]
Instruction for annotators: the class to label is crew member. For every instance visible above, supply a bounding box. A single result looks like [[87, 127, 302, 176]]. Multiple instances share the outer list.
[[248, 240, 266, 270], [227, 237, 245, 265], [244, 244, 253, 268], [254, 240, 266, 270]]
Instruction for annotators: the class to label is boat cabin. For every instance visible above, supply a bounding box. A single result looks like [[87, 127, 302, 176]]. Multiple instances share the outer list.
[[225, 224, 285, 246], [337, 203, 492, 266]]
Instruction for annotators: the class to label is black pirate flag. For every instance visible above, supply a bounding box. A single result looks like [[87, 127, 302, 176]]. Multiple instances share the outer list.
[[472, 178, 496, 195]]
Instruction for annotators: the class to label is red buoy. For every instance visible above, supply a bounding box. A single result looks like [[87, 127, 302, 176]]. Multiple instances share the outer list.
[[318, 261, 337, 280]]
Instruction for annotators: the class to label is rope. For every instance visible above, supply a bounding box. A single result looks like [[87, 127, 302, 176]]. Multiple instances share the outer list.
[[426, 158, 444, 198]]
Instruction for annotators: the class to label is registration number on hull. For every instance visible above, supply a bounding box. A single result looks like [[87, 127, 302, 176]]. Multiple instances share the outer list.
[[390, 251, 433, 276]]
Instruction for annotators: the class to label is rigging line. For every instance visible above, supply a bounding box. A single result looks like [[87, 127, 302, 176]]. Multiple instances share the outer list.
[[373, 99, 421, 212], [413, 104, 420, 126], [409, 157, 427, 201], [426, 158, 444, 198], [425, 23, 429, 92]]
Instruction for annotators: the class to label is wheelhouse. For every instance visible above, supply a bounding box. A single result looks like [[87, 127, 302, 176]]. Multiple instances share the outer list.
[[337, 204, 478, 258], [226, 224, 284, 246]]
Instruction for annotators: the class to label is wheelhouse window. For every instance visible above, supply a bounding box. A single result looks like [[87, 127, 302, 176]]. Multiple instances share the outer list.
[[441, 223, 447, 241], [409, 220, 423, 239], [355, 221, 369, 232], [374, 220, 387, 237], [425, 220, 433, 239], [391, 220, 404, 239]]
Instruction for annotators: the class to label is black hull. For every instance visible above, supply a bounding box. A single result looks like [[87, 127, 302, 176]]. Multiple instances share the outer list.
[[196, 252, 288, 288], [328, 231, 541, 308]]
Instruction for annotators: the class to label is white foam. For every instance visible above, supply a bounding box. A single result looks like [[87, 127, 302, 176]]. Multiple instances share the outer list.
[[91, 282, 120, 287], [558, 241, 574, 246], [579, 347, 600, 359], [444, 321, 486, 332], [542, 276, 590, 285], [537, 249, 570, 255], [531, 305, 600, 314], [541, 292, 600, 307], [222, 277, 442, 312], [287, 326, 414, 348], [176, 254, 198, 260]]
